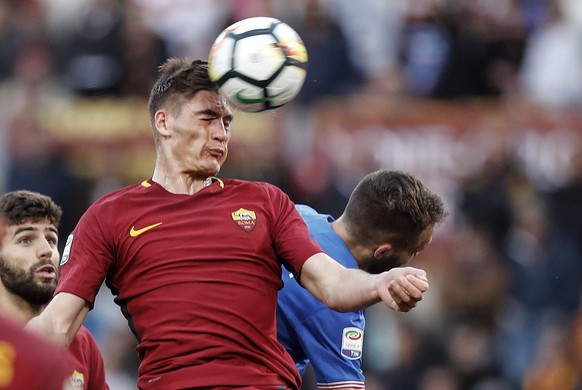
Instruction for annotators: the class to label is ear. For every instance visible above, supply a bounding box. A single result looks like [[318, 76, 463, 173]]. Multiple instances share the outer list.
[[373, 243, 393, 260], [154, 110, 171, 137]]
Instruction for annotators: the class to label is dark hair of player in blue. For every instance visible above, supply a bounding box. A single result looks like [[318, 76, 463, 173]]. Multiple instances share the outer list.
[[343, 170, 447, 251]]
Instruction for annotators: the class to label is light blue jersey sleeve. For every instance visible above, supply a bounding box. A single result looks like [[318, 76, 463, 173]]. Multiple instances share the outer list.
[[277, 205, 366, 388]]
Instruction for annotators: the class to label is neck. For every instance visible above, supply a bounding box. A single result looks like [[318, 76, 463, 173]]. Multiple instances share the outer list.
[[330, 216, 371, 269], [152, 152, 217, 195], [151, 170, 210, 195], [330, 217, 349, 244], [0, 287, 43, 325], [331, 217, 359, 262]]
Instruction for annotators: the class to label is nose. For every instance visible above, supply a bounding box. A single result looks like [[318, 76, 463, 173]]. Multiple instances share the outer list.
[[212, 121, 230, 142], [37, 238, 54, 259]]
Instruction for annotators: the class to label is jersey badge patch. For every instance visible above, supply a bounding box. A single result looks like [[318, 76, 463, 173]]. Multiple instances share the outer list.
[[69, 370, 85, 389], [341, 327, 364, 360], [231, 208, 256, 232], [60, 234, 73, 266]]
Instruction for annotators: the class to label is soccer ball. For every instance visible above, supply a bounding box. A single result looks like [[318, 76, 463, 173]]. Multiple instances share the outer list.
[[208, 16, 308, 112]]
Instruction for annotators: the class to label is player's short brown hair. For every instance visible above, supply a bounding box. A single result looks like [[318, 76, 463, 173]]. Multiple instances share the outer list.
[[148, 58, 219, 135], [0, 190, 62, 227]]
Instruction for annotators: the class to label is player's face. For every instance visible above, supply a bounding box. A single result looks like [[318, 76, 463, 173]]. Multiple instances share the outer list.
[[0, 219, 60, 305], [365, 225, 435, 274], [167, 90, 234, 177]]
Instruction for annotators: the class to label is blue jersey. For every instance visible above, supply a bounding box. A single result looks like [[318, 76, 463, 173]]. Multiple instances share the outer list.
[[277, 205, 365, 389]]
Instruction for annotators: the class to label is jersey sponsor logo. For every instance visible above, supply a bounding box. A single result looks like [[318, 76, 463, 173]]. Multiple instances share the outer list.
[[60, 234, 74, 266], [69, 370, 85, 389], [341, 327, 364, 360], [231, 208, 256, 232], [130, 222, 162, 237]]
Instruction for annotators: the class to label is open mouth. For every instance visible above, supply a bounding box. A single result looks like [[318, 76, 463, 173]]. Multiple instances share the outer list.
[[35, 264, 56, 279]]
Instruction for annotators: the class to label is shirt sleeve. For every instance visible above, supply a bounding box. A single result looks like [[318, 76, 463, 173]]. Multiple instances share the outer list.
[[56, 206, 114, 306], [297, 307, 366, 388]]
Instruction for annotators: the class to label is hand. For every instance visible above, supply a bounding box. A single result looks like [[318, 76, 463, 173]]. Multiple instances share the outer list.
[[377, 267, 429, 312]]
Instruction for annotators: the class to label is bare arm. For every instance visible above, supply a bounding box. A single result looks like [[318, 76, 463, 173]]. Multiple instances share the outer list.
[[299, 252, 429, 313], [26, 292, 90, 348]]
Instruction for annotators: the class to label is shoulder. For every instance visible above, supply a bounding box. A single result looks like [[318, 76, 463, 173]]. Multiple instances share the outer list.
[[67, 326, 108, 388], [84, 181, 155, 218], [222, 178, 288, 198], [223, 178, 281, 190], [71, 325, 101, 350], [295, 204, 333, 226], [92, 181, 150, 206], [295, 204, 318, 217], [75, 325, 96, 339]]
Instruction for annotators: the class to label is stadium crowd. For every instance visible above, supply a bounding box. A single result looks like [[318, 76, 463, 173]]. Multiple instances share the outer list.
[[2, 0, 582, 389]]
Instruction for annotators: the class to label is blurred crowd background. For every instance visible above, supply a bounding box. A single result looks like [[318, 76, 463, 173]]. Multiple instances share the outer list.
[[2, 0, 582, 389]]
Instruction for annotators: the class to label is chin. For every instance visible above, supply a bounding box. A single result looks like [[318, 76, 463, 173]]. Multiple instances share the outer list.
[[207, 163, 222, 176]]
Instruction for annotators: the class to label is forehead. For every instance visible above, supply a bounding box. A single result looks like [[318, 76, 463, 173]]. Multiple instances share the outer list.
[[189, 90, 232, 114]]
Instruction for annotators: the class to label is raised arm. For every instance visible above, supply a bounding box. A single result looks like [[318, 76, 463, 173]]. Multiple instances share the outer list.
[[26, 292, 90, 347], [299, 252, 429, 313]]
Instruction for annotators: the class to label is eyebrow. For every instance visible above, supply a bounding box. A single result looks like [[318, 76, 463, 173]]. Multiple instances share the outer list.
[[13, 226, 58, 237]]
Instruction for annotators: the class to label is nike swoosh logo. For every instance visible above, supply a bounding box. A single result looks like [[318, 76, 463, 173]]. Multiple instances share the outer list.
[[235, 90, 286, 104], [130, 222, 162, 237]]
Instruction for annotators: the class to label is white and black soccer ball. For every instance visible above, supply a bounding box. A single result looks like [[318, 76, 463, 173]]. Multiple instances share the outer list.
[[208, 17, 308, 112]]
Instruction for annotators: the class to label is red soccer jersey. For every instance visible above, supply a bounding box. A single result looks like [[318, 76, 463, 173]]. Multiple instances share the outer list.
[[67, 326, 109, 390], [0, 315, 70, 390], [57, 178, 323, 389]]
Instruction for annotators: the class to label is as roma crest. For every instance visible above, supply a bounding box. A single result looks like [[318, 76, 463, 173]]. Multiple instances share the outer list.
[[231, 208, 257, 232]]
